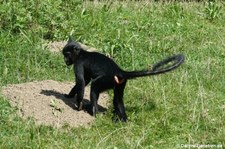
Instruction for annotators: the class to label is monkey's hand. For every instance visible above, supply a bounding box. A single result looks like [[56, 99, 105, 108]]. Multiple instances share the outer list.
[[77, 102, 83, 111]]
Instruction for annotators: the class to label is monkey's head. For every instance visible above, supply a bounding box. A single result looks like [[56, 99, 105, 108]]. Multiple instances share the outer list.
[[62, 37, 82, 66]]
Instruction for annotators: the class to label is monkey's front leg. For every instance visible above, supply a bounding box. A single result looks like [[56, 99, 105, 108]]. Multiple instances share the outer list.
[[65, 83, 84, 110], [64, 85, 78, 98], [65, 76, 91, 98], [76, 80, 85, 111]]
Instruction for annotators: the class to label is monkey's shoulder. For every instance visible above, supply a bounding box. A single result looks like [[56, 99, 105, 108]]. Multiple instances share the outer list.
[[82, 51, 114, 63]]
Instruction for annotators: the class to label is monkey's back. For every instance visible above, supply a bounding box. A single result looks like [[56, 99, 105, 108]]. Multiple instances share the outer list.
[[80, 51, 123, 80]]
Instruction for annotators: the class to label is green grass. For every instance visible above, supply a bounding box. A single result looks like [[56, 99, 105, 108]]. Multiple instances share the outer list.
[[0, 0, 224, 148]]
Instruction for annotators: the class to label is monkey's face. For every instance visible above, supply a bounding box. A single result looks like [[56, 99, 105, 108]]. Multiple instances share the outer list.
[[63, 51, 74, 66], [62, 45, 82, 66], [62, 37, 82, 66], [62, 43, 76, 66]]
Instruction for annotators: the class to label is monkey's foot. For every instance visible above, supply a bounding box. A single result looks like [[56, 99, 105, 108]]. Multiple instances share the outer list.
[[77, 102, 83, 111], [91, 106, 99, 117], [112, 111, 127, 122], [112, 116, 127, 123]]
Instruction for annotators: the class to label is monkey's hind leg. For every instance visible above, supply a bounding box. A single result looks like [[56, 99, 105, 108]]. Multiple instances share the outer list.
[[89, 76, 112, 117], [113, 81, 127, 122], [90, 88, 100, 117], [90, 84, 101, 117]]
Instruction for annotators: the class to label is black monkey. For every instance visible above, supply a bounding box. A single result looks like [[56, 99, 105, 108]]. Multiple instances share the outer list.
[[62, 37, 184, 122]]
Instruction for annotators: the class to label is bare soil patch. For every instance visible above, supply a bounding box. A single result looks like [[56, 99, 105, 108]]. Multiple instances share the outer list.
[[1, 80, 109, 128], [45, 41, 98, 53], [1, 42, 108, 128]]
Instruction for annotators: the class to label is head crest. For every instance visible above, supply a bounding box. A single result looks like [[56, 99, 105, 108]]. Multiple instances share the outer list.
[[68, 36, 74, 43]]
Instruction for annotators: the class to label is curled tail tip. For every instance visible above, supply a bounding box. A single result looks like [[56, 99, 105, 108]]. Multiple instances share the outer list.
[[176, 54, 185, 66], [177, 53, 185, 62], [124, 53, 185, 79]]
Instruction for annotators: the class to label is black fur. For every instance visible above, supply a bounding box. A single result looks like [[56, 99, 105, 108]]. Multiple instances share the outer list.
[[62, 37, 185, 122]]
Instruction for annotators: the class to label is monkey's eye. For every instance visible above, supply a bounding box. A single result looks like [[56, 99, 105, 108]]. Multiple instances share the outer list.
[[63, 52, 71, 57]]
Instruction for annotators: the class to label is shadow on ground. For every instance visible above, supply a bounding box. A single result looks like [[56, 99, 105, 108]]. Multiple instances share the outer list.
[[40, 89, 107, 115]]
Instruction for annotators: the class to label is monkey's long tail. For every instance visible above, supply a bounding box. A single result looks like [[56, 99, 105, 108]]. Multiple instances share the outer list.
[[124, 54, 185, 79]]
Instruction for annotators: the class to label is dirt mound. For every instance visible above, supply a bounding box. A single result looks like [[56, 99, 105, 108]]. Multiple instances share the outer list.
[[1, 80, 109, 128], [45, 41, 98, 53]]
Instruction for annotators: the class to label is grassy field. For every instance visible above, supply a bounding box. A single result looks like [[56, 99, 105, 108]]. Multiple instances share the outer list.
[[0, 0, 224, 148]]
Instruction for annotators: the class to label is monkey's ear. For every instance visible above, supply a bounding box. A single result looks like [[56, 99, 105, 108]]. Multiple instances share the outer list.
[[73, 46, 81, 56]]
